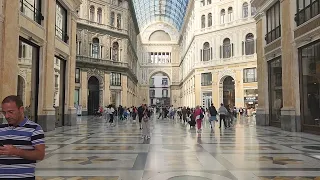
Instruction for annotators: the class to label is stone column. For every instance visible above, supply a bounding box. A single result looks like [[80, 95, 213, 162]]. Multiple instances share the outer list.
[[280, 0, 297, 131], [37, 0, 56, 131], [0, 1, 19, 123], [104, 73, 110, 106], [121, 75, 128, 107], [81, 71, 88, 115], [65, 15, 78, 127], [235, 70, 243, 107], [255, 12, 269, 126]]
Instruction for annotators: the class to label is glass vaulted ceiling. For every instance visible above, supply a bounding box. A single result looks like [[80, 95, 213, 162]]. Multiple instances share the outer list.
[[133, 0, 190, 31]]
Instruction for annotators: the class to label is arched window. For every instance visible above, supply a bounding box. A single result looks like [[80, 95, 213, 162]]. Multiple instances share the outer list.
[[223, 38, 231, 58], [112, 42, 119, 61], [208, 13, 212, 27], [92, 38, 100, 58], [117, 13, 121, 28], [201, 15, 206, 28], [207, 0, 211, 5], [243, 2, 249, 18], [203, 42, 211, 61], [110, 12, 115, 26], [90, 6, 95, 22], [220, 9, 225, 24], [97, 8, 102, 23], [228, 7, 233, 22], [245, 33, 255, 55]]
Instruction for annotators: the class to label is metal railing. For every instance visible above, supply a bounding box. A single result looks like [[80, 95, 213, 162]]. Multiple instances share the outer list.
[[20, 0, 44, 24], [55, 26, 69, 43], [201, 81, 212, 86], [78, 18, 128, 34], [76, 55, 128, 68], [265, 25, 281, 44], [295, 0, 320, 26]]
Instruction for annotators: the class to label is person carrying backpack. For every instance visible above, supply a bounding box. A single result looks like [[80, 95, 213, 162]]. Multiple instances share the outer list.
[[208, 103, 218, 130]]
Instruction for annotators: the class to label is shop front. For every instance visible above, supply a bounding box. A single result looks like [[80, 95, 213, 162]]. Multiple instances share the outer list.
[[299, 40, 320, 134], [244, 89, 258, 109]]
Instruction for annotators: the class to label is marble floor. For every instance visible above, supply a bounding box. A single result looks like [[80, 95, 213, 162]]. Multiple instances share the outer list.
[[36, 115, 320, 180]]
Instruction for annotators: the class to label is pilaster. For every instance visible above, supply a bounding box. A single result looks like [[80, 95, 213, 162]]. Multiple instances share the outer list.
[[256, 12, 269, 126], [280, 0, 297, 131], [65, 16, 78, 127], [0, 1, 19, 101], [104, 73, 110, 106], [121, 75, 128, 107], [81, 71, 88, 115], [37, 0, 56, 131]]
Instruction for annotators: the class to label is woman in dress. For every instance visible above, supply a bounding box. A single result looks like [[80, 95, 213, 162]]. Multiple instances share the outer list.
[[194, 105, 203, 133], [141, 105, 151, 139]]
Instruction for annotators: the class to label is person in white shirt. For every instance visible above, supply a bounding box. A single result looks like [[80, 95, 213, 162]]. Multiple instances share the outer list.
[[108, 105, 115, 126], [104, 106, 109, 122]]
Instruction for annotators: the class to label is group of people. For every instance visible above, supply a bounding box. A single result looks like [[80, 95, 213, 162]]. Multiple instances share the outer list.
[[100, 104, 152, 139], [173, 104, 235, 132]]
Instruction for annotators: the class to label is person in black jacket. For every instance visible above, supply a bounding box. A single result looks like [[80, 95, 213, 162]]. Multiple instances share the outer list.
[[137, 104, 144, 130], [208, 103, 218, 130]]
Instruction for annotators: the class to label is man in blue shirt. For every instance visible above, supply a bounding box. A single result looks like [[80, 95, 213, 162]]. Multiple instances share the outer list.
[[0, 95, 45, 179]]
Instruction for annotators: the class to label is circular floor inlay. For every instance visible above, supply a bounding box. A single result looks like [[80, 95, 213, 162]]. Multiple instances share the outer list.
[[162, 145, 190, 150], [303, 146, 320, 150], [168, 176, 210, 180]]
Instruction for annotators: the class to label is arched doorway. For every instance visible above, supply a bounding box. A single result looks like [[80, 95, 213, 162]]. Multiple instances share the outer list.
[[149, 72, 170, 107], [88, 76, 100, 115], [223, 76, 235, 106]]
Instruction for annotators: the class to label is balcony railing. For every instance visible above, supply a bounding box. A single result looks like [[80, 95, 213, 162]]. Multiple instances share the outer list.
[[77, 55, 128, 68], [20, 0, 44, 24], [265, 26, 281, 44], [295, 0, 320, 26], [201, 81, 212, 86], [55, 26, 69, 43], [78, 18, 128, 34]]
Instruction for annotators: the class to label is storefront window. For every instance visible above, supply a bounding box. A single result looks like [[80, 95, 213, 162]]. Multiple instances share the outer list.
[[269, 57, 283, 127], [244, 89, 258, 108], [300, 40, 320, 129]]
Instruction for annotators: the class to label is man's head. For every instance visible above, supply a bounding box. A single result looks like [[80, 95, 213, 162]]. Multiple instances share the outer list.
[[220, 103, 224, 106], [211, 103, 214, 107], [1, 95, 25, 126]]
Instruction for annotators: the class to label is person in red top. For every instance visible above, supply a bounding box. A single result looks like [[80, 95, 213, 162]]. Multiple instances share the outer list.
[[194, 105, 203, 132]]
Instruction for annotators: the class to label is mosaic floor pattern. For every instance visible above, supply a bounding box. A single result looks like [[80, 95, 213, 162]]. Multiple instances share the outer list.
[[36, 115, 320, 180]]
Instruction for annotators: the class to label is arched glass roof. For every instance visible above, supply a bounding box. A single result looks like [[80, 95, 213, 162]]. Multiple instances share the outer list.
[[133, 0, 190, 31]]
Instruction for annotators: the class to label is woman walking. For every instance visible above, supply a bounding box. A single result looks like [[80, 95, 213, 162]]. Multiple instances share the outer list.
[[141, 106, 151, 139], [132, 106, 137, 123], [194, 105, 203, 133]]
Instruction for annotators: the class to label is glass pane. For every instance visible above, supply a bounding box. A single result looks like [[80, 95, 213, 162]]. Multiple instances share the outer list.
[[18, 40, 34, 120], [269, 58, 283, 126], [301, 41, 320, 127]]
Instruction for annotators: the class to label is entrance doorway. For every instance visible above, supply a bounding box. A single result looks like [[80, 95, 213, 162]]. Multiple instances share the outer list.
[[202, 92, 212, 109], [54, 56, 66, 127], [18, 37, 40, 122], [88, 76, 100, 115], [223, 76, 235, 106], [149, 72, 170, 106]]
